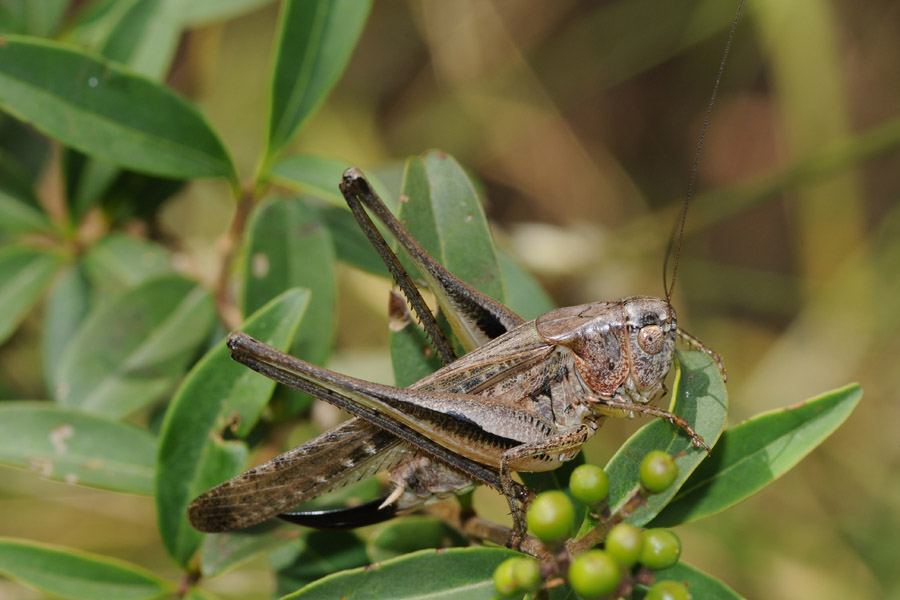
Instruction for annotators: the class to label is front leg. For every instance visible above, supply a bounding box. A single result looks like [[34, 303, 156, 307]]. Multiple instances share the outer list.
[[588, 395, 709, 452], [499, 424, 594, 548]]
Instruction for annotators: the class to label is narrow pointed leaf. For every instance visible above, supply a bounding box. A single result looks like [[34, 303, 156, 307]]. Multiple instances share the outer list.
[[0, 537, 171, 600], [265, 0, 372, 161], [0, 0, 68, 37], [0, 185, 50, 234], [266, 155, 393, 208], [651, 383, 862, 527], [604, 349, 728, 527], [42, 263, 92, 390], [634, 562, 745, 599], [80, 232, 172, 300], [0, 402, 156, 494], [55, 274, 216, 417], [183, 0, 277, 26], [0, 244, 64, 345], [390, 152, 508, 384], [242, 196, 336, 399], [66, 0, 182, 81], [498, 249, 555, 321], [319, 205, 393, 275], [0, 36, 236, 182], [281, 547, 519, 600], [155, 288, 309, 566]]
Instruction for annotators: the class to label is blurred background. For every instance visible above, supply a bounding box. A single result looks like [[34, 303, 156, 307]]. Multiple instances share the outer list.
[[2, 0, 899, 598]]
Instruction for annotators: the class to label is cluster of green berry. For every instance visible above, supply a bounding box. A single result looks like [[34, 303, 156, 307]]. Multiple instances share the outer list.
[[493, 451, 690, 600]]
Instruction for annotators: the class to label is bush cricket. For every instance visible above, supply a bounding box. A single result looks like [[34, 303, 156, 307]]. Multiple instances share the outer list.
[[188, 6, 740, 547]]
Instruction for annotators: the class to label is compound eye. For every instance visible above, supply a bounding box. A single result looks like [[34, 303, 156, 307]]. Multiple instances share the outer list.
[[637, 325, 665, 355]]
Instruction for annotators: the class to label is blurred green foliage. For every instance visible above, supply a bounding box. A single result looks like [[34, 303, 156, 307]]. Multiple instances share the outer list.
[[0, 1, 895, 599]]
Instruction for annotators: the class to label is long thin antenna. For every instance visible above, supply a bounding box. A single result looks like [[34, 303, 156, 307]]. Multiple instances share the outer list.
[[664, 0, 744, 303]]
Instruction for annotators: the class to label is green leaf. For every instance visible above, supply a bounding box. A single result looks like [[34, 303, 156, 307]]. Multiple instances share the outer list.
[[155, 288, 309, 566], [61, 0, 185, 213], [0, 0, 69, 37], [389, 316, 444, 388], [264, 0, 372, 162], [182, 0, 277, 26], [0, 537, 171, 600], [281, 546, 520, 600], [66, 0, 183, 80], [80, 232, 172, 300], [633, 562, 745, 599], [266, 155, 394, 208], [651, 383, 862, 527], [242, 196, 336, 414], [265, 155, 399, 274], [390, 151, 507, 385], [498, 249, 555, 321], [42, 263, 92, 391], [200, 523, 294, 578], [0, 183, 50, 234], [366, 516, 468, 563], [63, 151, 120, 222], [0, 244, 64, 345], [184, 588, 223, 600], [55, 274, 216, 417], [319, 205, 392, 275], [0, 401, 156, 494], [0, 36, 236, 182], [271, 530, 369, 597], [604, 349, 729, 527]]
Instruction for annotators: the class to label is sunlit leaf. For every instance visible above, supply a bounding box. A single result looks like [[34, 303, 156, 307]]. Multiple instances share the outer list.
[[0, 244, 65, 345], [390, 151, 509, 385], [0, 537, 171, 600], [55, 274, 215, 417], [651, 383, 862, 527], [0, 36, 236, 182], [281, 547, 519, 600], [603, 349, 728, 527], [264, 0, 372, 162], [0, 402, 156, 494], [155, 288, 309, 567]]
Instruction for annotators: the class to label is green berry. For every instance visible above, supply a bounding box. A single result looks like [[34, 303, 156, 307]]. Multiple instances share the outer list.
[[494, 556, 543, 596], [527, 491, 575, 544], [604, 523, 643, 567], [646, 580, 692, 600], [512, 556, 542, 593], [493, 557, 520, 597], [639, 528, 681, 570], [569, 464, 610, 506], [568, 550, 621, 599], [640, 451, 678, 493]]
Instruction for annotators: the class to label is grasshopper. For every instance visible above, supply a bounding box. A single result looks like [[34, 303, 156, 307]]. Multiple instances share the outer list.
[[187, 168, 725, 542], [189, 1, 742, 543]]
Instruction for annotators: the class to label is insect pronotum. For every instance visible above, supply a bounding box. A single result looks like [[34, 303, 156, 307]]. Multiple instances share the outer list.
[[188, 4, 740, 545]]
